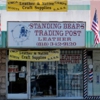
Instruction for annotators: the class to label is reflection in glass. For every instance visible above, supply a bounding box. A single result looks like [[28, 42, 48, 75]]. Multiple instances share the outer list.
[[58, 50, 83, 97]]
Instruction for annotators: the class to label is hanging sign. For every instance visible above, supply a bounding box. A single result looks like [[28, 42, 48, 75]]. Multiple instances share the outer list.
[[7, 21, 86, 48], [7, 0, 67, 12], [9, 49, 60, 61]]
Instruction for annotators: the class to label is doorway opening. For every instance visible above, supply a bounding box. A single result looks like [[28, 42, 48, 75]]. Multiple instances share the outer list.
[[30, 62, 57, 97]]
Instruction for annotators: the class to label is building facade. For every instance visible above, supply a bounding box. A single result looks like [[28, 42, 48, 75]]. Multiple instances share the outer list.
[[1, 0, 100, 100]]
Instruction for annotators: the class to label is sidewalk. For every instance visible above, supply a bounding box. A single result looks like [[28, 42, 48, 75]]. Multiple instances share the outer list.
[[3, 99, 84, 100], [0, 97, 84, 100], [0, 96, 96, 100]]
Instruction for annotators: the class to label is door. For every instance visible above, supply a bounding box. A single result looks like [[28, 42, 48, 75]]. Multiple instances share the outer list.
[[7, 60, 29, 99], [30, 61, 57, 98]]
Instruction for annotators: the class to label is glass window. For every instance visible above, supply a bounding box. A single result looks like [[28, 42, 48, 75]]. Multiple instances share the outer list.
[[8, 61, 27, 93], [58, 50, 83, 97]]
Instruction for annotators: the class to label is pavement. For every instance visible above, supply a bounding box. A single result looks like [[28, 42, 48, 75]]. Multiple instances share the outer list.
[[0, 96, 96, 100], [2, 99, 96, 100]]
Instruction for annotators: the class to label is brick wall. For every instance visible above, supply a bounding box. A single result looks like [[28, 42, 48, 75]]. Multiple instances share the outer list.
[[0, 50, 6, 99]]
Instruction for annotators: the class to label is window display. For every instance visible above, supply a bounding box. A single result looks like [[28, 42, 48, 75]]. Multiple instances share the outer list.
[[8, 61, 27, 93], [58, 50, 83, 97]]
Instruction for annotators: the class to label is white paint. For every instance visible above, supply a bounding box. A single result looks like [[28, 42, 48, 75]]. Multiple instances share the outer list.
[[68, 0, 90, 5], [0, 0, 90, 5], [1, 10, 90, 31]]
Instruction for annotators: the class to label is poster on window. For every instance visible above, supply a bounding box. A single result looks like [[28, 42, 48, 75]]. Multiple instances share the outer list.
[[9, 73, 16, 82]]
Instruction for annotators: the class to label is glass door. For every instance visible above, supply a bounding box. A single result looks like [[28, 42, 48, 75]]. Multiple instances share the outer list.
[[7, 61, 29, 99], [30, 61, 57, 98]]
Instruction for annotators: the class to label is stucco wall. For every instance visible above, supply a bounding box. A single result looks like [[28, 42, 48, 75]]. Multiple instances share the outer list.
[[1, 0, 90, 31]]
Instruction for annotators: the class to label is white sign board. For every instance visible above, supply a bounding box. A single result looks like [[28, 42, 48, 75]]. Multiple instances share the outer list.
[[7, 22, 86, 48]]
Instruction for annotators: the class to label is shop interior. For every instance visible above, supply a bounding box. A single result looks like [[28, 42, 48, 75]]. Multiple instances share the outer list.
[[30, 62, 57, 97]]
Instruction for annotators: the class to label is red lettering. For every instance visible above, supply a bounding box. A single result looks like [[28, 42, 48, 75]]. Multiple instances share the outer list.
[[57, 37, 61, 41], [52, 37, 56, 41], [65, 30, 81, 36], [68, 24, 71, 29], [43, 37, 47, 41], [81, 24, 85, 29], [62, 37, 66, 41], [50, 42, 54, 46], [72, 24, 75, 29], [48, 38, 52, 41], [67, 37, 71, 41], [76, 24, 80, 29]]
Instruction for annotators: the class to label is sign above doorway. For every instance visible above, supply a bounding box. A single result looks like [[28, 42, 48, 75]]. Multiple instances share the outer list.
[[9, 49, 60, 61], [7, 0, 67, 12], [7, 21, 86, 48]]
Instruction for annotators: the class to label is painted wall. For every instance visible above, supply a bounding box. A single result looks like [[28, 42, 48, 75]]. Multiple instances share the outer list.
[[90, 0, 100, 27], [1, 0, 90, 31]]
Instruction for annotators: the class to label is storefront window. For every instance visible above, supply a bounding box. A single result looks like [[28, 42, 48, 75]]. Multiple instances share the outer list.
[[8, 61, 27, 93], [30, 62, 57, 97], [58, 50, 83, 97]]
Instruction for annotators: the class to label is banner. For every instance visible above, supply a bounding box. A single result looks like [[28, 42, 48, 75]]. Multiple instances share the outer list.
[[7, 0, 67, 12], [9, 49, 60, 61], [7, 22, 86, 48]]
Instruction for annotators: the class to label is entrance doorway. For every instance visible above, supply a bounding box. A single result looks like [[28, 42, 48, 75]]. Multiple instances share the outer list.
[[7, 61, 29, 99], [30, 61, 57, 97]]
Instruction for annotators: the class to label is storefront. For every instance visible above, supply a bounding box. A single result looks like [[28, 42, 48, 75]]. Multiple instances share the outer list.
[[84, 50, 100, 99], [6, 21, 86, 99], [7, 49, 84, 99]]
